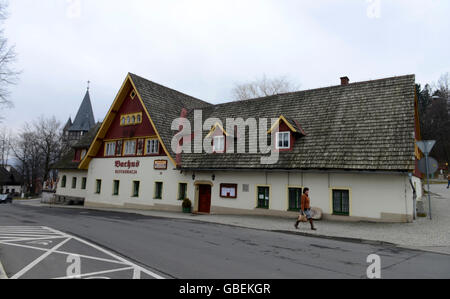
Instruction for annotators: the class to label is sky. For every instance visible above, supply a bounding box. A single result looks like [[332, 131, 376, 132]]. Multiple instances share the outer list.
[[1, 0, 450, 132]]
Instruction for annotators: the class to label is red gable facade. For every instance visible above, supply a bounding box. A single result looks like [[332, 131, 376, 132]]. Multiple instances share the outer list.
[[96, 90, 166, 159]]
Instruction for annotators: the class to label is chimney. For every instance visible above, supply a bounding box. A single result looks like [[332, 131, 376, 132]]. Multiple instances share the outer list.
[[340, 76, 350, 86]]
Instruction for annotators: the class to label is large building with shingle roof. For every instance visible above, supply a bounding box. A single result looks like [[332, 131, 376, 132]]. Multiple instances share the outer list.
[[55, 73, 424, 222], [52, 123, 101, 204]]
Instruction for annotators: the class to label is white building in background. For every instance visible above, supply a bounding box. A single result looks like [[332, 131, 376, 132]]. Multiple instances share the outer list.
[[0, 165, 23, 195]]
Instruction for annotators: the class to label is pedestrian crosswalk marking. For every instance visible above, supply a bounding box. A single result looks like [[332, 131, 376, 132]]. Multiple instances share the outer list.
[[0, 226, 165, 279]]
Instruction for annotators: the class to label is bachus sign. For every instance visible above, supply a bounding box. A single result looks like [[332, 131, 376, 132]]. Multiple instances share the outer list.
[[115, 160, 140, 174]]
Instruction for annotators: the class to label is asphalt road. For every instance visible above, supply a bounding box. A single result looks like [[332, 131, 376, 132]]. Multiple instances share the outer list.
[[1, 202, 449, 279]]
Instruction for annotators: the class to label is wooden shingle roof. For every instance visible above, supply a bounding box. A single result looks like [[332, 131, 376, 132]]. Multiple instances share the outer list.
[[177, 75, 417, 172], [79, 73, 417, 173], [53, 123, 102, 170]]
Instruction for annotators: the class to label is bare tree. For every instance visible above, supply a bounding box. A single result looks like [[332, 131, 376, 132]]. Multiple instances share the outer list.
[[436, 72, 449, 99], [0, 1, 19, 117], [0, 126, 11, 166], [11, 124, 41, 194], [232, 75, 300, 101], [34, 116, 63, 182], [11, 116, 63, 195]]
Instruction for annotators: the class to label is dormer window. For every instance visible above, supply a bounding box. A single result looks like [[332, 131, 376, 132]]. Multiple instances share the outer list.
[[276, 132, 290, 150], [213, 136, 225, 152]]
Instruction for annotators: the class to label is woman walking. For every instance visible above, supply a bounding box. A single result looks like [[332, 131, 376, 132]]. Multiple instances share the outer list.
[[295, 188, 317, 231]]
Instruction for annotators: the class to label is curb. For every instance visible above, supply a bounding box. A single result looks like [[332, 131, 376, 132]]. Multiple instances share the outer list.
[[272, 230, 398, 247], [18, 200, 450, 256], [0, 260, 8, 279]]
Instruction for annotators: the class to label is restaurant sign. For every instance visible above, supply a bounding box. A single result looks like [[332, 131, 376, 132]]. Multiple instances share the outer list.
[[115, 160, 140, 174], [154, 160, 168, 170]]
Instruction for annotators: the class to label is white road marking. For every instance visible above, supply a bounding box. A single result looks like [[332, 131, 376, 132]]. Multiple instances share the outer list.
[[11, 237, 72, 279], [0, 236, 66, 243], [0, 226, 165, 279], [0, 241, 130, 265], [55, 267, 135, 280]]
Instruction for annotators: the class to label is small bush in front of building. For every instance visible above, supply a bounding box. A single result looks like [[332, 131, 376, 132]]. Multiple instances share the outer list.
[[182, 198, 192, 213]]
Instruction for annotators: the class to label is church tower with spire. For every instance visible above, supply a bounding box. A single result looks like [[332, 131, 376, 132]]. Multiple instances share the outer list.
[[63, 82, 96, 145]]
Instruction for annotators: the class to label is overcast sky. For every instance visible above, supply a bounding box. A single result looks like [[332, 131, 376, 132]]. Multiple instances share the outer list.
[[2, 0, 450, 132]]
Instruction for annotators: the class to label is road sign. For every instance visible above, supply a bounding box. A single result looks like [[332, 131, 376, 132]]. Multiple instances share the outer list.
[[418, 157, 439, 175], [417, 141, 436, 155]]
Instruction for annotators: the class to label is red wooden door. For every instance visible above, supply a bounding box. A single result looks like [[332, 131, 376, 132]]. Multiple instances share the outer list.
[[198, 185, 212, 214]]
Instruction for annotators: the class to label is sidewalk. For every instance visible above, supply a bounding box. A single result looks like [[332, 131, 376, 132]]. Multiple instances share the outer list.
[[18, 184, 450, 255]]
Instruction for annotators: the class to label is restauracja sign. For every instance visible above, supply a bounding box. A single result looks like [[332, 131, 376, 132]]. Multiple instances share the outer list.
[[115, 160, 140, 169], [115, 160, 140, 174]]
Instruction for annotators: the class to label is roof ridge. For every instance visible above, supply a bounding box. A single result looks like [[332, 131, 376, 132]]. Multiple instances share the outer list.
[[213, 74, 416, 107], [128, 72, 213, 106]]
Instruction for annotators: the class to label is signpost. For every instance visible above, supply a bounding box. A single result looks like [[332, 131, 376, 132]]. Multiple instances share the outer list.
[[417, 140, 436, 220]]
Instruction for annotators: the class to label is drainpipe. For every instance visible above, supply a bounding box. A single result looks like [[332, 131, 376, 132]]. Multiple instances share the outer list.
[[408, 173, 417, 221]]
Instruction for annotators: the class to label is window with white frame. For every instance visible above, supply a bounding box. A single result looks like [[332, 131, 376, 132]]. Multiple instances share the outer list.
[[276, 132, 290, 149], [105, 142, 116, 156], [146, 139, 159, 155], [213, 136, 225, 152], [124, 140, 136, 155]]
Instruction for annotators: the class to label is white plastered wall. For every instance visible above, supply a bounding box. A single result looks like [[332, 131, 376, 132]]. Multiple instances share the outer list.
[[56, 170, 88, 199], [85, 156, 414, 221]]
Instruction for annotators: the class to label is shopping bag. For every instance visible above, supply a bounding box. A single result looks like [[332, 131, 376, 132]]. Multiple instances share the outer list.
[[298, 214, 308, 223]]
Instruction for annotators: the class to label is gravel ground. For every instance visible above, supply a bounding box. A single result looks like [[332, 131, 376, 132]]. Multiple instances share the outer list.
[[17, 184, 450, 255]]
